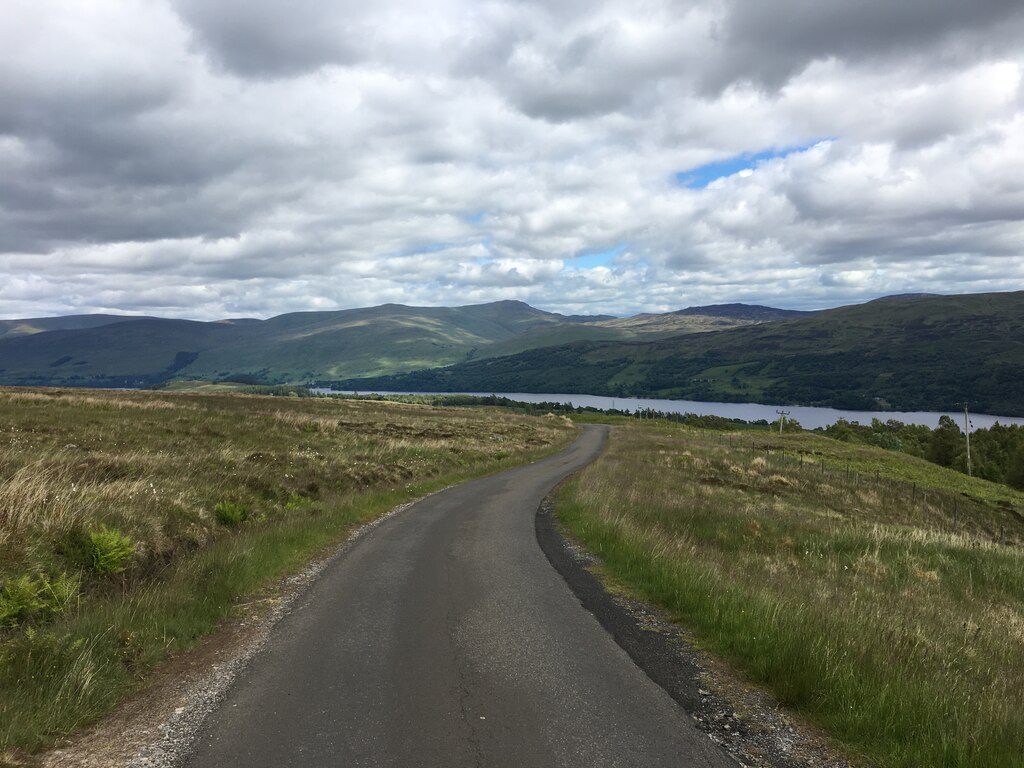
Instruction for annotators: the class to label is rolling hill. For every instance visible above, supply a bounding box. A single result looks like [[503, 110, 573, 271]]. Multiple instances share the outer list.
[[333, 292, 1024, 416], [6, 294, 1018, 416], [0, 301, 766, 388], [670, 303, 814, 321], [0, 318, 240, 388], [0, 314, 159, 340], [0, 301, 585, 387]]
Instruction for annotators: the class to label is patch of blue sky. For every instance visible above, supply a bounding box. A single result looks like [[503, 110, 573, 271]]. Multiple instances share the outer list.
[[571, 244, 626, 269], [675, 139, 833, 189], [464, 210, 486, 224]]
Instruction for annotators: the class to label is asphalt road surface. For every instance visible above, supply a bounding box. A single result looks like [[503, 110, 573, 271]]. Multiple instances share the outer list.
[[184, 425, 733, 768]]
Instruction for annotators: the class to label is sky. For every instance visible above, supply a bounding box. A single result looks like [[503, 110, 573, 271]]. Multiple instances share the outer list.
[[2, 0, 1024, 320]]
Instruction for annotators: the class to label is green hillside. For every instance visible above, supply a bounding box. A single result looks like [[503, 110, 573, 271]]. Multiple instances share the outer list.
[[669, 302, 815, 320], [0, 301, 611, 387], [0, 319, 236, 387], [589, 312, 763, 337], [182, 301, 587, 381], [7, 294, 1017, 416], [337, 292, 1024, 416], [0, 314, 156, 340], [474, 309, 768, 357], [0, 300, 767, 388]]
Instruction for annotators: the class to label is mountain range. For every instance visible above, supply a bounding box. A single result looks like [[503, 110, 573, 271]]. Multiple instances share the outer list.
[[0, 300, 767, 388], [1, 292, 1022, 415]]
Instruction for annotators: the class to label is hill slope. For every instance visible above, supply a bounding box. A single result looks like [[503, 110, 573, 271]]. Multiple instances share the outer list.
[[335, 292, 1024, 416], [0, 314, 157, 340], [0, 319, 238, 387], [0, 301, 776, 387], [0, 301, 613, 386], [671, 303, 814, 321]]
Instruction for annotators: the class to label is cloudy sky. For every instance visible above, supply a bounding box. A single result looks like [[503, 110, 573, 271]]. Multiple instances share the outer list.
[[2, 0, 1024, 320]]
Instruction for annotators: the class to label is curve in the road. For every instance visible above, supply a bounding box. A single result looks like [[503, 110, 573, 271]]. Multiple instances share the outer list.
[[183, 425, 734, 768]]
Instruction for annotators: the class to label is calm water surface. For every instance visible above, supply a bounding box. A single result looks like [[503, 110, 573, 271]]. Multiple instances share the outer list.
[[316, 390, 1024, 432]]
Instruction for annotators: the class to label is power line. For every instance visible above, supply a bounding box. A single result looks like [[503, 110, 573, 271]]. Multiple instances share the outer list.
[[961, 403, 972, 477], [776, 409, 791, 434]]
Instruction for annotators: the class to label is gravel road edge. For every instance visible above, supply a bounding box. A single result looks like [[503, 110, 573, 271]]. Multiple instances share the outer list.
[[535, 494, 856, 768]]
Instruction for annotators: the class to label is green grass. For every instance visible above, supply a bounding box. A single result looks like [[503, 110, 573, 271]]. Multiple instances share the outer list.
[[0, 387, 574, 754], [557, 422, 1024, 767]]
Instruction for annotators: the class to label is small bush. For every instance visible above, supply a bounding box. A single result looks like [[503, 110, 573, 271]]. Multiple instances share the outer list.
[[214, 501, 246, 527], [89, 526, 135, 574]]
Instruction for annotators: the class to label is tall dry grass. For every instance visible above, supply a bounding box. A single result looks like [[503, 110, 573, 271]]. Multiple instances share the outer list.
[[0, 386, 574, 753]]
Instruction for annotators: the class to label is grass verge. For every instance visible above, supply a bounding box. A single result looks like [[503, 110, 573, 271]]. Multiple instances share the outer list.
[[557, 423, 1024, 768], [0, 387, 574, 754]]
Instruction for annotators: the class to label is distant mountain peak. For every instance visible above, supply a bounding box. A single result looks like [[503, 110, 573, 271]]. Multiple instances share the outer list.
[[869, 293, 942, 303], [487, 299, 531, 307], [672, 303, 814, 321]]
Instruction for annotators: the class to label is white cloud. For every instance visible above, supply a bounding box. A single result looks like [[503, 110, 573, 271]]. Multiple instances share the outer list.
[[1, 0, 1023, 319]]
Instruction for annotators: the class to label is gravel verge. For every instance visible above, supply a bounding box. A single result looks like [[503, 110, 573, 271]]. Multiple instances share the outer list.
[[536, 495, 858, 768]]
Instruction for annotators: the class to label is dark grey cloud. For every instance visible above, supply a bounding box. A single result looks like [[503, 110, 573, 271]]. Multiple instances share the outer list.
[[706, 0, 1024, 92], [0, 133, 275, 253], [172, 0, 365, 78], [451, 5, 690, 122]]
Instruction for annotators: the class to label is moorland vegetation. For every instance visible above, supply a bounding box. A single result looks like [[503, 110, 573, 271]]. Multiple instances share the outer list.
[[0, 387, 573, 755], [336, 393, 1024, 492], [557, 421, 1024, 767]]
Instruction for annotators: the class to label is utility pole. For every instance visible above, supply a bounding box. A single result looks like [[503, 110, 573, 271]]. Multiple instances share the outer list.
[[776, 409, 790, 434], [962, 403, 972, 477]]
